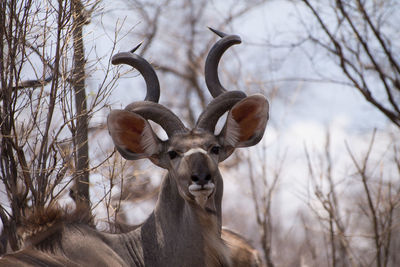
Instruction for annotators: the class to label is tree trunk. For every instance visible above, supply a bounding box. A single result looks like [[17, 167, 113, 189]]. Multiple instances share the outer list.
[[71, 0, 90, 213]]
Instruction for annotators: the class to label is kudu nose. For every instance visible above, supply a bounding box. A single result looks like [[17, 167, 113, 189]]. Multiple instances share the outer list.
[[191, 172, 211, 186]]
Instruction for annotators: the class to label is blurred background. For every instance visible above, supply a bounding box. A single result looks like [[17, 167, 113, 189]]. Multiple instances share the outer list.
[[1, 0, 399, 266]]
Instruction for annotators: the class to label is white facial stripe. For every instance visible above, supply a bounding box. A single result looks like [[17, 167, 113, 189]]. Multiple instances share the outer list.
[[183, 147, 207, 157]]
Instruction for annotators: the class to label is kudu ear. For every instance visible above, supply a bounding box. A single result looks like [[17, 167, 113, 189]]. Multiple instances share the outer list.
[[107, 110, 160, 160], [219, 95, 269, 159]]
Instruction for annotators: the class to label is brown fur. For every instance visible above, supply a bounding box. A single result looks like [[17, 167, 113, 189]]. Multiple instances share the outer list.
[[109, 111, 147, 154], [19, 204, 93, 251], [231, 98, 264, 142], [195, 206, 231, 267], [1, 247, 80, 266], [222, 228, 263, 267]]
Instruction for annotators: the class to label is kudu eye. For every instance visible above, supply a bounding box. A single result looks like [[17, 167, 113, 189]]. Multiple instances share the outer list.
[[210, 146, 220, 155], [168, 150, 178, 160]]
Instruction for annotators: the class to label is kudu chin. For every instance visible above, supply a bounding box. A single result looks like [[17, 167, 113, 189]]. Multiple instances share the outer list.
[[0, 28, 269, 267]]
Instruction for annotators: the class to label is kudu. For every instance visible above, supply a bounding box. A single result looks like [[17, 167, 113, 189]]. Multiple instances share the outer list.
[[0, 28, 269, 267]]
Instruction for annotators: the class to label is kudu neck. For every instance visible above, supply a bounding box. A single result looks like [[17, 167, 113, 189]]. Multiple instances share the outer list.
[[154, 174, 222, 225], [154, 172, 223, 229], [141, 173, 229, 266]]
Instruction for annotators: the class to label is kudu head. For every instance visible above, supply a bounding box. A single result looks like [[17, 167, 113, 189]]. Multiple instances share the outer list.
[[107, 28, 269, 210]]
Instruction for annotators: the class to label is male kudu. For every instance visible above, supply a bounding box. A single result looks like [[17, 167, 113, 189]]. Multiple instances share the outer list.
[[0, 28, 268, 267]]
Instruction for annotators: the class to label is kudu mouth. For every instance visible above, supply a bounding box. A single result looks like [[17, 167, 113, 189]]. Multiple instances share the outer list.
[[188, 182, 215, 208]]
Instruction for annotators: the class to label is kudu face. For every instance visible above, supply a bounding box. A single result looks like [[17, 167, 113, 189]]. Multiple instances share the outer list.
[[165, 131, 221, 206], [108, 28, 269, 209]]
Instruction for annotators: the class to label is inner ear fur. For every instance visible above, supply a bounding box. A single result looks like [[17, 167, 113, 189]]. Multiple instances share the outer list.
[[107, 110, 159, 160], [221, 94, 269, 148]]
